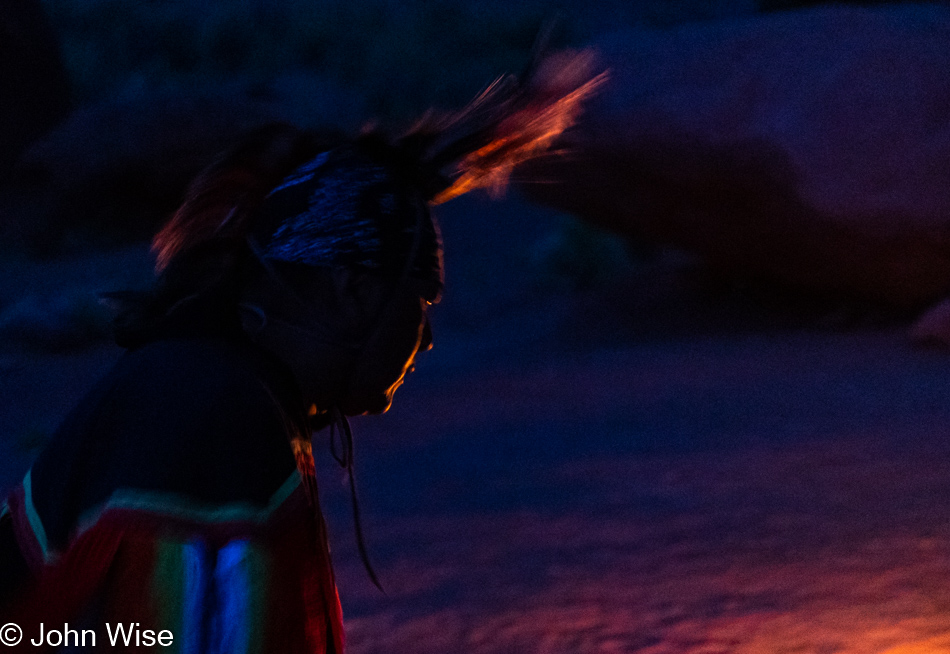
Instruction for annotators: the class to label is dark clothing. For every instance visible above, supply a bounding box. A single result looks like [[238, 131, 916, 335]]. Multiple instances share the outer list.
[[0, 335, 343, 653]]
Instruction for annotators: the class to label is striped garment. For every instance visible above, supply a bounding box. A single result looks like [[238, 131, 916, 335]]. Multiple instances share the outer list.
[[3, 473, 342, 654]]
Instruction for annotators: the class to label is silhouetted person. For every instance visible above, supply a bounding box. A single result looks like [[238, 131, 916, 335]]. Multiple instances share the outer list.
[[0, 50, 603, 653]]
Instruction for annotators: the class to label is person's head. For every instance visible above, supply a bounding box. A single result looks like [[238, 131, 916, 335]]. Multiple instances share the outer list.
[[135, 51, 602, 413], [237, 142, 444, 416]]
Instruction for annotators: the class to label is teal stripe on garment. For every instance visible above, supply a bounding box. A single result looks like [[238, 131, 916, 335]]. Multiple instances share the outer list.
[[74, 473, 300, 538], [243, 543, 268, 654], [154, 539, 186, 654], [22, 470, 54, 563]]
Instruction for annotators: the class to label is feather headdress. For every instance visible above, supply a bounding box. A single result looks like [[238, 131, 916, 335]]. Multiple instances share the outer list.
[[396, 48, 608, 204], [151, 49, 605, 273]]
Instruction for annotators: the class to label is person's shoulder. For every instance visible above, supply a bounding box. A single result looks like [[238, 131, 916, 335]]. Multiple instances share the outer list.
[[106, 337, 303, 436], [28, 337, 302, 550], [118, 337, 263, 387]]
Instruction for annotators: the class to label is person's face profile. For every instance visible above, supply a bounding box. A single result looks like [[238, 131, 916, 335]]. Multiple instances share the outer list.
[[242, 262, 435, 416], [340, 285, 432, 416]]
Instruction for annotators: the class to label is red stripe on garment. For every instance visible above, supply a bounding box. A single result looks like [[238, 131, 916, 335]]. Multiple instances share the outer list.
[[9, 519, 126, 653], [6, 484, 45, 574], [262, 493, 344, 654], [102, 525, 161, 633]]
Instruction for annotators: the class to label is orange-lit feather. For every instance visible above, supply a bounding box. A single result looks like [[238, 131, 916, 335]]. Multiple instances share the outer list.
[[401, 49, 608, 204]]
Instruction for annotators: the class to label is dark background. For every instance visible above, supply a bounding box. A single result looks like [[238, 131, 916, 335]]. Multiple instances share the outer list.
[[4, 2, 950, 652]]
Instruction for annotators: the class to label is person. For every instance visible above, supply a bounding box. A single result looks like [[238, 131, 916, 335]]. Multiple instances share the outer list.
[[0, 50, 604, 653]]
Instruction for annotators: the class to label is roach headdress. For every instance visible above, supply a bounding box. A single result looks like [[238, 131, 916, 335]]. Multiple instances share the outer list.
[[246, 47, 605, 298], [152, 48, 606, 276]]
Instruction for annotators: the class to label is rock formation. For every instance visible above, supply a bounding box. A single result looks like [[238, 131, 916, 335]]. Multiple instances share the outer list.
[[520, 5, 950, 311]]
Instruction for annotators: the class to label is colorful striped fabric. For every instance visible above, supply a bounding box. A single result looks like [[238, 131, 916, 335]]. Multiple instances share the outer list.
[[4, 473, 344, 654]]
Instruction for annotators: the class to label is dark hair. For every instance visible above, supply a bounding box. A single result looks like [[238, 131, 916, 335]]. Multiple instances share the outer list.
[[112, 124, 342, 348]]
